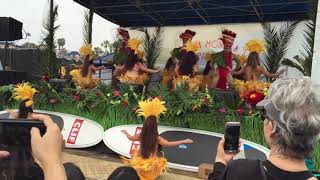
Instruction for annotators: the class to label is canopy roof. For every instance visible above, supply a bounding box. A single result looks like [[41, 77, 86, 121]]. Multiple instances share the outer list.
[[74, 0, 313, 27]]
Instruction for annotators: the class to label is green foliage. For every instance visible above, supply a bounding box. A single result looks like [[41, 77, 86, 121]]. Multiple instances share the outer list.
[[213, 52, 226, 68], [282, 0, 317, 77], [0, 85, 14, 110], [262, 21, 299, 81], [42, 0, 60, 78], [142, 27, 164, 68], [83, 9, 94, 44]]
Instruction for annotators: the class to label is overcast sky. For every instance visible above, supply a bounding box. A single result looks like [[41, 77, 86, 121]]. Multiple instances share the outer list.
[[0, 0, 119, 51]]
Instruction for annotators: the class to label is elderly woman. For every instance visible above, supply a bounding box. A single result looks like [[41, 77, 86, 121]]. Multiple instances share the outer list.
[[209, 77, 320, 180]]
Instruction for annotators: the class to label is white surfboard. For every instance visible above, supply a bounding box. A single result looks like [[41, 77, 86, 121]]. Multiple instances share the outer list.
[[103, 124, 270, 172], [0, 110, 104, 148]]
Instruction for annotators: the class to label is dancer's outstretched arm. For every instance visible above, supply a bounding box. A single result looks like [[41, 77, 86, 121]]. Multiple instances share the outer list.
[[121, 130, 140, 141], [158, 136, 193, 147], [138, 63, 160, 74], [259, 66, 285, 77]]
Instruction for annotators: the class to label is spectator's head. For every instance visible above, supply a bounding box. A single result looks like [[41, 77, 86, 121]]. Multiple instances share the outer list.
[[246, 52, 260, 69], [140, 115, 159, 158], [63, 162, 85, 180], [259, 77, 320, 160], [108, 166, 140, 180], [179, 51, 198, 76], [18, 99, 33, 119]]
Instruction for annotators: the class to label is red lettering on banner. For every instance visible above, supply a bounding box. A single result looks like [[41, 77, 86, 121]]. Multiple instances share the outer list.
[[67, 119, 84, 144], [129, 127, 142, 156]]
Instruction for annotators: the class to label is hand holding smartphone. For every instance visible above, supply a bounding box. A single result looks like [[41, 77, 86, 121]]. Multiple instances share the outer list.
[[224, 122, 240, 154], [0, 119, 46, 146]]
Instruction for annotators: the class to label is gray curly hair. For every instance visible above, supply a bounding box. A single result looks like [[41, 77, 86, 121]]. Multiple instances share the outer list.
[[267, 77, 320, 159]]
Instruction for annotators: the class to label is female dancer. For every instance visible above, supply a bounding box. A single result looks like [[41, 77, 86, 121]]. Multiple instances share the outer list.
[[70, 45, 105, 89], [121, 98, 193, 180], [161, 57, 176, 89], [232, 40, 284, 81], [202, 60, 220, 89], [114, 39, 160, 85], [7, 83, 37, 119]]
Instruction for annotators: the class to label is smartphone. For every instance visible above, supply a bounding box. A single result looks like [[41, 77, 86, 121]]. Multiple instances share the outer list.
[[0, 119, 46, 146], [224, 122, 240, 153]]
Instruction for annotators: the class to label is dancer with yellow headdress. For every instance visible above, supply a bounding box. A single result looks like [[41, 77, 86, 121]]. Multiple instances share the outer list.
[[114, 38, 160, 85], [121, 98, 193, 180], [232, 39, 284, 81], [173, 40, 203, 91], [70, 44, 105, 89], [7, 83, 38, 119]]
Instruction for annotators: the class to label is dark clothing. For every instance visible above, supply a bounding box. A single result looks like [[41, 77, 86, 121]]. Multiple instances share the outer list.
[[15, 162, 44, 180], [209, 159, 314, 180]]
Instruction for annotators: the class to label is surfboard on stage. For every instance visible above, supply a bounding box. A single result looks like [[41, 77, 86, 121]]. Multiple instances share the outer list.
[[103, 125, 270, 172], [0, 110, 104, 149]]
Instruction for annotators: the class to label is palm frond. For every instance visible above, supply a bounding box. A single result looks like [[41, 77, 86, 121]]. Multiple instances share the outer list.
[[83, 9, 94, 44], [262, 21, 300, 80], [282, 58, 305, 75], [142, 27, 164, 68]]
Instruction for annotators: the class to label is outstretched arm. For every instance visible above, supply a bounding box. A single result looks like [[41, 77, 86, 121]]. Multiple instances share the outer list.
[[138, 63, 160, 74], [90, 65, 105, 71], [121, 130, 140, 141], [260, 66, 285, 78], [232, 67, 245, 75], [158, 136, 193, 147]]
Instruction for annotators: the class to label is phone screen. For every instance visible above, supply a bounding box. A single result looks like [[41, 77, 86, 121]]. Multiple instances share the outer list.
[[0, 119, 46, 146], [224, 122, 240, 153]]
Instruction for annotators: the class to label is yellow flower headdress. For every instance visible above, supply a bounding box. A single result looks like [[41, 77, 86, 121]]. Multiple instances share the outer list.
[[13, 83, 38, 107], [183, 40, 201, 53], [245, 39, 266, 53], [137, 98, 167, 118], [79, 44, 93, 58], [127, 38, 144, 58]]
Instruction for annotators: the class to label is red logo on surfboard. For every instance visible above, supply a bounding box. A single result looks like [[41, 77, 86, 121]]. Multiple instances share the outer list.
[[129, 127, 142, 155], [67, 119, 84, 144]]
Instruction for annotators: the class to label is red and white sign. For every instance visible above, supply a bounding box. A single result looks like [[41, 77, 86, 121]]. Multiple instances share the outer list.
[[67, 119, 84, 144]]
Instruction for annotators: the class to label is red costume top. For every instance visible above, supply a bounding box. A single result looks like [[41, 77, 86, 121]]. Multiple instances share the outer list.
[[216, 29, 237, 90]]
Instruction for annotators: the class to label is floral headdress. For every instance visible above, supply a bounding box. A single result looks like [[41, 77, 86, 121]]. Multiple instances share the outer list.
[[183, 40, 201, 53], [127, 38, 144, 58], [13, 83, 38, 107], [79, 44, 93, 58], [221, 29, 237, 44], [117, 28, 130, 40], [136, 97, 167, 118], [245, 39, 266, 53]]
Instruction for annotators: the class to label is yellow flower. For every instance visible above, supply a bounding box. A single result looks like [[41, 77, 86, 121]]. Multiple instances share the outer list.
[[127, 38, 142, 53], [245, 39, 266, 53], [79, 44, 93, 57], [238, 54, 247, 66], [70, 69, 81, 79], [137, 98, 167, 118], [183, 40, 201, 53], [60, 66, 66, 77], [13, 83, 38, 107]]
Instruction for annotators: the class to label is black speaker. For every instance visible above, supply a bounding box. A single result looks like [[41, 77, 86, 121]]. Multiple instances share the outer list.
[[0, 17, 23, 41]]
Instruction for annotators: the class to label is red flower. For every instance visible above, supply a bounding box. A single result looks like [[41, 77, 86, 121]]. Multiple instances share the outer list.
[[244, 91, 265, 106], [218, 107, 226, 113], [236, 107, 245, 115], [73, 95, 81, 101], [203, 97, 209, 104], [49, 98, 57, 104], [96, 91, 102, 97], [42, 74, 49, 81], [113, 90, 121, 97], [121, 100, 126, 108]]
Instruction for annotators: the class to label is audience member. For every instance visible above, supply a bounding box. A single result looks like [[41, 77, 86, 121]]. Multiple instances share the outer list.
[[209, 77, 320, 180], [108, 166, 140, 180], [63, 162, 85, 180], [0, 114, 67, 180]]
